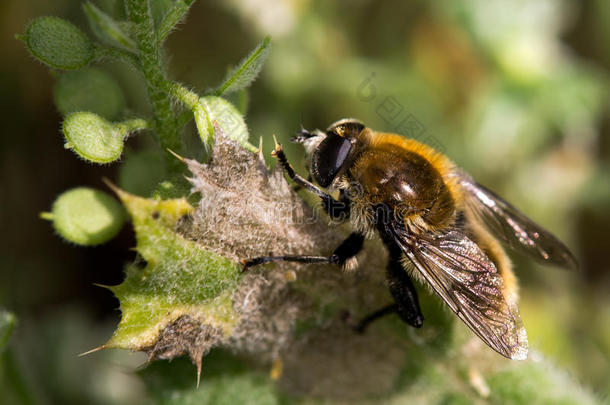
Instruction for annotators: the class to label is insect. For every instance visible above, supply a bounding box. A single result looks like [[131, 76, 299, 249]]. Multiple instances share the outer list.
[[243, 118, 578, 360]]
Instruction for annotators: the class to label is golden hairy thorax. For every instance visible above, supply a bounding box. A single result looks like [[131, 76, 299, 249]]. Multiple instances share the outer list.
[[344, 131, 460, 232]]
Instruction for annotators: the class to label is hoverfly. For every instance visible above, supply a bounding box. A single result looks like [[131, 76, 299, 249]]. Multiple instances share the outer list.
[[243, 119, 577, 360]]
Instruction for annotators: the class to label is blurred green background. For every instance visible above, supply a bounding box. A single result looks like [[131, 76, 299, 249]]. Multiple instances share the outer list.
[[1, 0, 609, 403]]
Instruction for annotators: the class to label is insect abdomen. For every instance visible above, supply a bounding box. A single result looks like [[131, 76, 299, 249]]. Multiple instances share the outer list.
[[350, 145, 455, 229]]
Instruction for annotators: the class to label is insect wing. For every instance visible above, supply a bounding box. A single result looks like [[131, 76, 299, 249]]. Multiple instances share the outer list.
[[393, 227, 528, 360], [460, 178, 577, 270]]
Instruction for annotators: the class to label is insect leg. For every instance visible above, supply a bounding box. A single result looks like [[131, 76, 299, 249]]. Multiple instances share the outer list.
[[386, 244, 424, 328], [242, 232, 364, 272], [272, 138, 327, 199], [353, 304, 397, 333], [356, 243, 424, 332], [272, 139, 349, 221], [291, 174, 312, 192]]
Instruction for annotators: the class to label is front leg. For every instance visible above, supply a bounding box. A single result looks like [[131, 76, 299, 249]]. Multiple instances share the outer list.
[[272, 138, 349, 221]]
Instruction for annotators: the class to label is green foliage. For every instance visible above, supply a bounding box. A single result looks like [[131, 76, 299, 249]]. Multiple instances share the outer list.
[[486, 362, 598, 405], [62, 112, 147, 163], [142, 352, 279, 405], [216, 36, 271, 96], [103, 187, 240, 352], [21, 16, 93, 70], [16, 1, 609, 404], [54, 68, 126, 120], [83, 2, 136, 52], [22, 0, 268, 246], [119, 149, 167, 197], [196, 96, 253, 151], [42, 187, 126, 246], [156, 0, 196, 45]]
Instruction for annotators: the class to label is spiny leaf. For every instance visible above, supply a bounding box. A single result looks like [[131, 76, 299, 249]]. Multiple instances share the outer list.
[[21, 16, 93, 70], [103, 187, 240, 353], [216, 36, 271, 96], [83, 1, 137, 52]]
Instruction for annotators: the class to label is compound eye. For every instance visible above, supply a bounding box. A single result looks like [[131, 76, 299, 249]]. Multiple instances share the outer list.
[[312, 134, 352, 188]]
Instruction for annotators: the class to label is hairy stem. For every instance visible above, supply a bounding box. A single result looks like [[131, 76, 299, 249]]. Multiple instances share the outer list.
[[126, 0, 181, 173], [168, 81, 199, 110]]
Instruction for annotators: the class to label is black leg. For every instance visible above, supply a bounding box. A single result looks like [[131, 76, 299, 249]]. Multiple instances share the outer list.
[[354, 304, 397, 333], [355, 242, 424, 332], [292, 174, 313, 192], [242, 232, 364, 272], [272, 138, 328, 199], [385, 243, 424, 328], [272, 139, 349, 221]]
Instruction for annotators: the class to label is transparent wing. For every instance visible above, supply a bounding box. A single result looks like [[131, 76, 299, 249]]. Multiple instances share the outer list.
[[460, 177, 578, 270], [392, 225, 528, 360]]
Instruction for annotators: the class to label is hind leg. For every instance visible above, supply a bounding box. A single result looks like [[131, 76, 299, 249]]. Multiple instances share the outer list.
[[356, 243, 423, 331]]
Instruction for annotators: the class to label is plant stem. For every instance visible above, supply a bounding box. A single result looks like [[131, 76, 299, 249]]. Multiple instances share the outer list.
[[119, 118, 151, 133], [167, 81, 199, 109], [125, 0, 181, 173]]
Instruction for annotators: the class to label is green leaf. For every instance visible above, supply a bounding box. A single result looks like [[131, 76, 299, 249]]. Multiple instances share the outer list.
[[141, 354, 279, 405], [100, 188, 240, 363], [118, 148, 167, 197], [156, 0, 196, 44], [150, 0, 174, 28], [227, 88, 249, 115], [0, 310, 16, 354], [152, 175, 195, 202], [43, 187, 126, 246], [216, 36, 271, 96], [193, 102, 214, 149], [54, 68, 126, 120], [21, 16, 93, 70], [62, 112, 147, 163], [487, 362, 599, 405], [83, 1, 137, 52], [195, 96, 256, 151]]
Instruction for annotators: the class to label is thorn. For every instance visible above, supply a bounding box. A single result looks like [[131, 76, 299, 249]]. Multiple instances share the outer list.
[[195, 357, 203, 388], [101, 177, 116, 190], [271, 135, 282, 157], [270, 357, 283, 381], [78, 345, 105, 357], [92, 282, 113, 290], [101, 177, 121, 196], [257, 136, 266, 166], [166, 148, 185, 163]]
